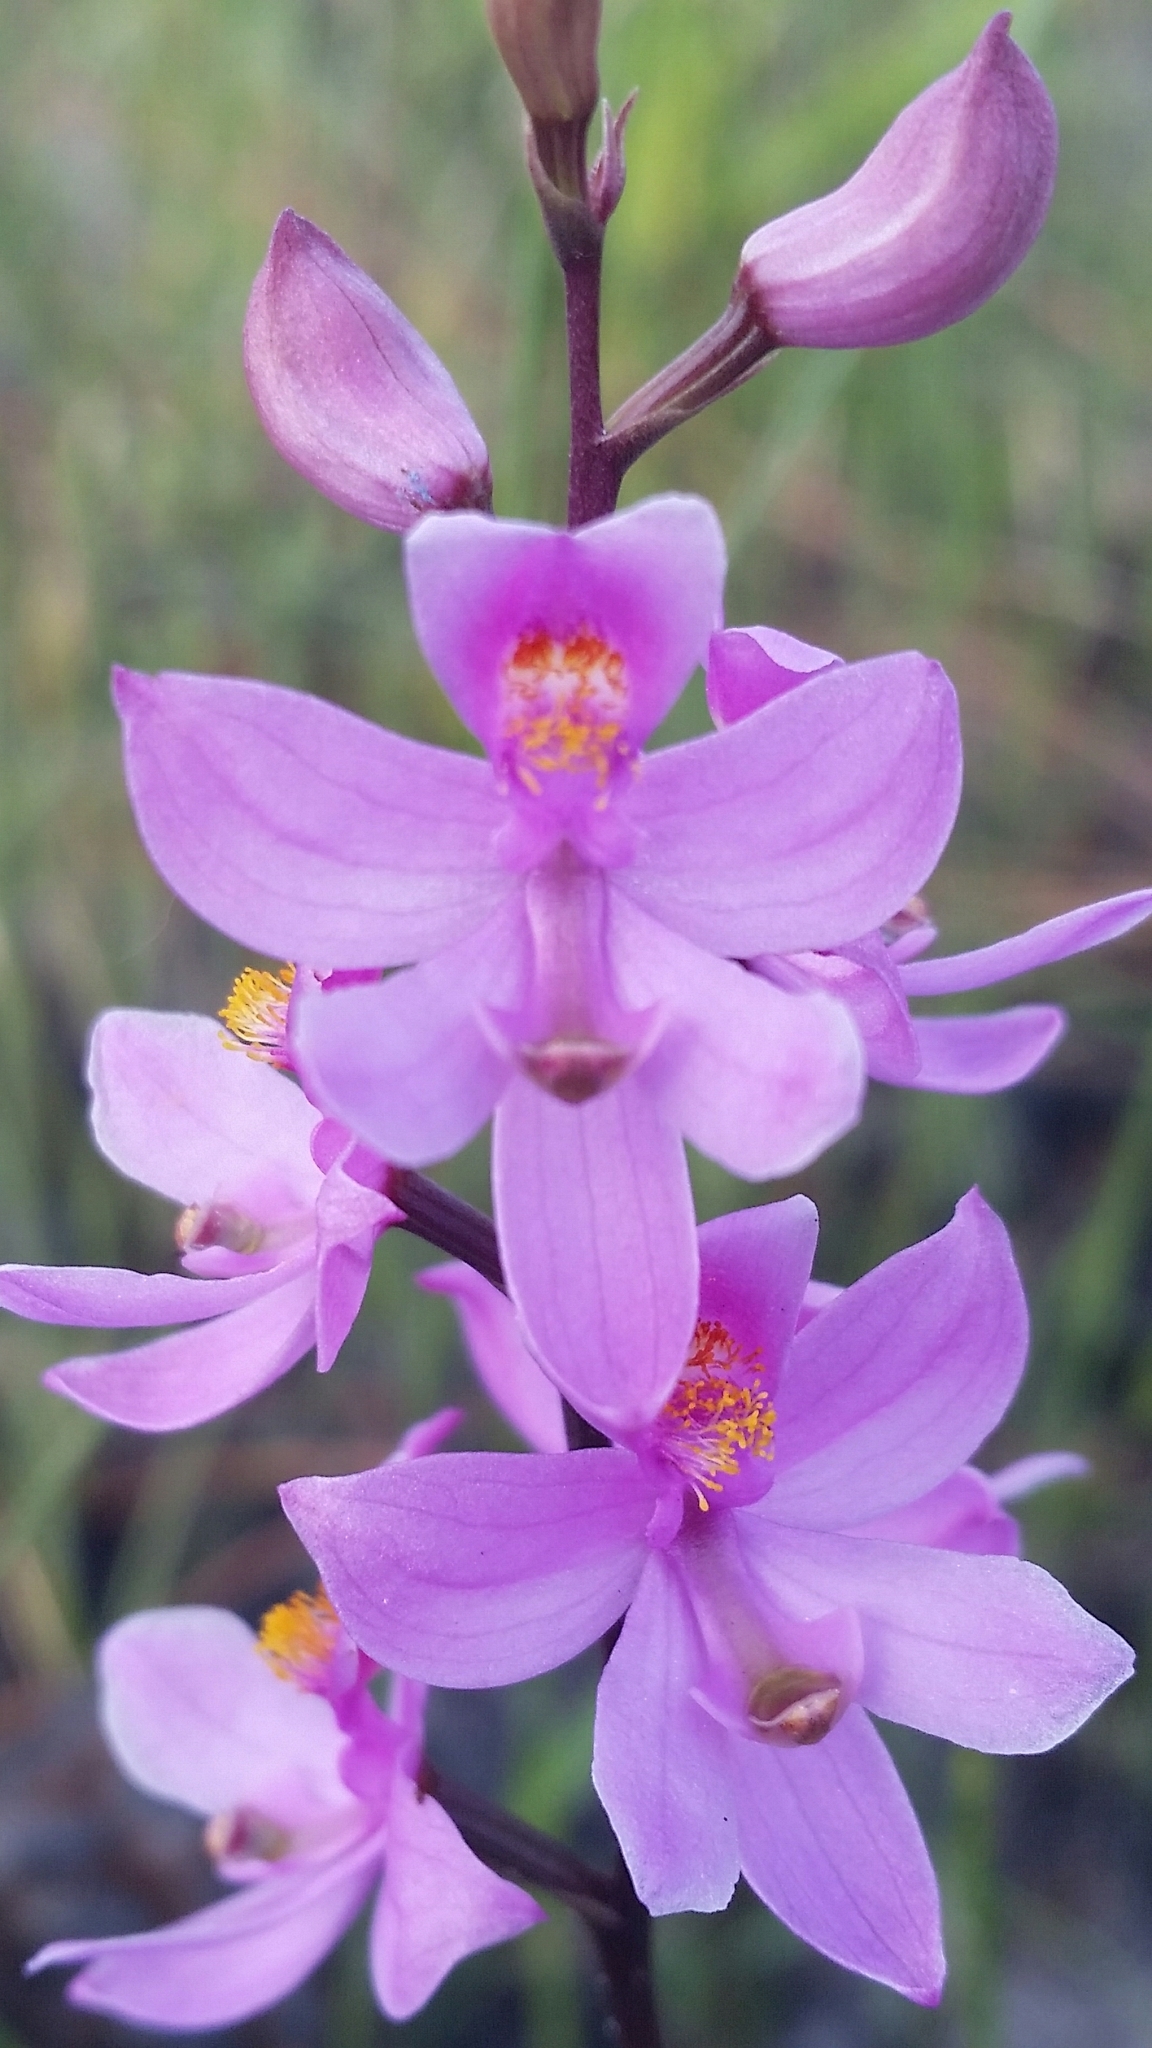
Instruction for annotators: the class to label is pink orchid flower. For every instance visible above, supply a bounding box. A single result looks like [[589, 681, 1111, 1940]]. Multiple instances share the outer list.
[[708, 624, 1152, 1091], [737, 14, 1057, 350], [0, 1007, 398, 1430], [28, 1428, 541, 2028], [281, 1194, 1132, 2004], [113, 491, 962, 1429], [245, 211, 493, 529]]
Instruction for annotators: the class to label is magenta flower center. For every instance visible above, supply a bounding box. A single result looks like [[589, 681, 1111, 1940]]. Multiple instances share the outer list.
[[502, 624, 630, 797], [656, 1318, 775, 1509]]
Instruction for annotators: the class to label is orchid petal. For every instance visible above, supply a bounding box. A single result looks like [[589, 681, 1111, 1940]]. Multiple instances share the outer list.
[[493, 1075, 698, 1434], [903, 1006, 1064, 1092], [706, 625, 840, 726], [314, 1158, 396, 1372], [96, 1608, 350, 1821], [611, 896, 864, 1177], [619, 653, 961, 956], [695, 1198, 818, 1392], [768, 1191, 1028, 1525], [900, 888, 1152, 995], [245, 211, 491, 531], [89, 1010, 320, 1213], [758, 1527, 1134, 1752], [417, 1263, 567, 1452], [114, 668, 511, 966], [990, 1451, 1089, 1500], [853, 1468, 1019, 1557], [30, 1847, 378, 2030], [371, 1778, 543, 2020], [291, 897, 528, 1165], [0, 1262, 280, 1329], [44, 1268, 316, 1431], [281, 1450, 652, 1687], [738, 14, 1056, 349], [404, 495, 725, 755], [735, 1706, 943, 2004], [593, 1553, 739, 1914]]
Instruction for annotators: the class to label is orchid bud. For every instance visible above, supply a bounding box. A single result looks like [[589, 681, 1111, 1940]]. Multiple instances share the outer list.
[[487, 0, 600, 129], [244, 211, 492, 531], [737, 14, 1057, 350]]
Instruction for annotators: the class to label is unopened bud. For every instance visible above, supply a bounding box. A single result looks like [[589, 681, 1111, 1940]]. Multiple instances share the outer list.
[[737, 15, 1057, 350], [244, 212, 492, 532], [519, 1034, 631, 1104], [747, 1666, 842, 1746], [486, 0, 600, 129], [175, 1203, 265, 1256]]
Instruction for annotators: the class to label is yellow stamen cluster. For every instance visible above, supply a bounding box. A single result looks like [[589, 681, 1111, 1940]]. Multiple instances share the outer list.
[[503, 625, 629, 796], [660, 1319, 775, 1510], [219, 964, 295, 1066], [257, 1587, 341, 1689]]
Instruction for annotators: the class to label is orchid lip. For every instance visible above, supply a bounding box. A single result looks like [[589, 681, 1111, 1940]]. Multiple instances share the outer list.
[[175, 1202, 267, 1256], [746, 1666, 842, 1747], [203, 1804, 292, 1864]]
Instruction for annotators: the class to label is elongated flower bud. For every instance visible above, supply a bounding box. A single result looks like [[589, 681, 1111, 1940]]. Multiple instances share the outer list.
[[244, 211, 492, 530], [737, 13, 1057, 349], [486, 0, 600, 128]]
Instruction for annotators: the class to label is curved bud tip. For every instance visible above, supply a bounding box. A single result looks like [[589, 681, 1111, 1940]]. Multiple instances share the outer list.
[[737, 13, 1057, 349], [486, 0, 600, 128], [747, 1666, 842, 1746], [244, 211, 492, 531]]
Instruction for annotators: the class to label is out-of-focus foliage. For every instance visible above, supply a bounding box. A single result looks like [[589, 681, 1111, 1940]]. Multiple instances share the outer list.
[[0, 0, 1150, 2041]]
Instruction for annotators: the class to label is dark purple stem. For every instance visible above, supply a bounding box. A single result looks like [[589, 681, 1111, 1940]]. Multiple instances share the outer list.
[[565, 245, 625, 526]]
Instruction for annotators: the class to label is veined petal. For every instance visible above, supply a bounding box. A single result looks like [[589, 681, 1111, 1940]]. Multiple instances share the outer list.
[[89, 1010, 320, 1214], [281, 1450, 653, 1687], [706, 625, 839, 727], [696, 1199, 819, 1391], [735, 1706, 943, 2004], [612, 895, 864, 1177], [738, 14, 1056, 349], [370, 1777, 543, 2021], [493, 1075, 698, 1434], [758, 1527, 1134, 1752], [291, 897, 528, 1165], [900, 888, 1152, 995], [417, 1263, 567, 1452], [593, 1552, 739, 1915], [44, 1267, 316, 1431], [29, 1845, 379, 2030], [618, 653, 961, 956], [404, 495, 724, 757], [96, 1608, 350, 1821], [0, 1262, 281, 1329], [768, 1191, 1028, 1526], [903, 1007, 1064, 1091], [245, 211, 491, 531], [114, 668, 511, 966]]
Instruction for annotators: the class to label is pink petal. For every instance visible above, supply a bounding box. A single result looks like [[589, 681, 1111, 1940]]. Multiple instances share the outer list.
[[370, 1776, 543, 2020], [706, 625, 840, 727], [114, 668, 511, 966], [245, 212, 491, 531], [44, 1267, 316, 1430], [611, 895, 865, 1177], [314, 1158, 397, 1372], [734, 1705, 943, 2003], [417, 1263, 567, 1452], [759, 1527, 1134, 1752], [88, 1010, 320, 1213], [0, 1262, 280, 1329], [291, 897, 528, 1165], [493, 1075, 698, 1435], [593, 1553, 740, 1914], [30, 1846, 379, 2029], [96, 1608, 350, 1821], [990, 1451, 1089, 1500], [902, 1007, 1065, 1091], [767, 1191, 1028, 1526], [618, 652, 961, 956], [738, 15, 1056, 348], [281, 1450, 652, 1687], [854, 1467, 1019, 1556], [900, 887, 1152, 995], [404, 495, 725, 756], [757, 935, 921, 1086], [696, 1197, 818, 1392]]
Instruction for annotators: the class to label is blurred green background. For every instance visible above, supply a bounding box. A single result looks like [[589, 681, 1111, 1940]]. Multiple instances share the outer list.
[[0, 0, 1151, 2040]]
